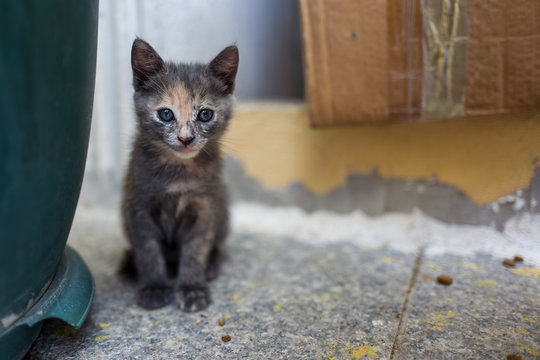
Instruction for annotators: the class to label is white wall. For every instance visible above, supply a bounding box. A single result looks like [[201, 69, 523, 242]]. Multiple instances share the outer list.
[[82, 0, 303, 205]]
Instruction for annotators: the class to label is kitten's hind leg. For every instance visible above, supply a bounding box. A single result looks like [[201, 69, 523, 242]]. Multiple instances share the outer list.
[[118, 249, 137, 280]]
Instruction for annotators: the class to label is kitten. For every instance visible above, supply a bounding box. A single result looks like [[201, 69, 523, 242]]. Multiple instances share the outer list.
[[121, 38, 238, 312]]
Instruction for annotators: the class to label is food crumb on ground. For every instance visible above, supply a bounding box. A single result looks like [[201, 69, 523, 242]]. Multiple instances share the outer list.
[[502, 259, 516, 267], [221, 335, 231, 342], [513, 255, 524, 262], [436, 275, 453, 286], [218, 318, 226, 326], [506, 354, 522, 360]]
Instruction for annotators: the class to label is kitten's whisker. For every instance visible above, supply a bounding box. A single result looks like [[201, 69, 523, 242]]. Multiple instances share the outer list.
[[152, 78, 169, 95], [216, 139, 241, 153]]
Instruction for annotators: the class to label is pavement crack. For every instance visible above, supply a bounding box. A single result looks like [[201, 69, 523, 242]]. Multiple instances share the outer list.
[[389, 247, 424, 359]]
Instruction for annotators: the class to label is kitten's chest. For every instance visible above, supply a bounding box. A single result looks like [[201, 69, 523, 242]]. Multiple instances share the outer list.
[[151, 191, 199, 243], [156, 172, 215, 216], [165, 179, 202, 195], [157, 178, 205, 220]]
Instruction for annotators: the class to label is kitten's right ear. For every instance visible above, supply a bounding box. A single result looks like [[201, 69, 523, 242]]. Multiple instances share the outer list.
[[131, 38, 165, 90]]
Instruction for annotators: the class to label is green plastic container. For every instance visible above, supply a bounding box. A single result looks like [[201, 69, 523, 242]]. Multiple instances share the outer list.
[[0, 1, 98, 358]]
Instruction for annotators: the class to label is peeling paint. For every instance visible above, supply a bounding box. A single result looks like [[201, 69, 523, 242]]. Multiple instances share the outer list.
[[232, 293, 243, 304], [514, 341, 539, 356], [317, 293, 342, 305], [224, 105, 540, 205], [461, 262, 482, 271], [475, 280, 498, 288], [510, 268, 540, 280], [425, 311, 457, 330], [345, 345, 378, 358], [326, 343, 378, 359], [496, 189, 527, 212]]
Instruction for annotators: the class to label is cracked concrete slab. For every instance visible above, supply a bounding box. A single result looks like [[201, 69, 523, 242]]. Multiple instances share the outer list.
[[26, 208, 415, 360], [397, 254, 540, 359], [25, 204, 540, 359]]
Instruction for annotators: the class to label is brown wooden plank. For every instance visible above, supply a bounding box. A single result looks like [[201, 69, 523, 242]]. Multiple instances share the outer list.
[[299, 0, 334, 127], [300, 0, 390, 126], [387, 0, 423, 121], [466, 0, 540, 115]]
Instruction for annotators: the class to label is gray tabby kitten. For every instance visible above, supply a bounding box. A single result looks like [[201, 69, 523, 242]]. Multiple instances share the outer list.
[[122, 39, 238, 312]]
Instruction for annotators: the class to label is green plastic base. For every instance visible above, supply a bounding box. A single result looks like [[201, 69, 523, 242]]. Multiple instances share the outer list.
[[0, 246, 95, 360]]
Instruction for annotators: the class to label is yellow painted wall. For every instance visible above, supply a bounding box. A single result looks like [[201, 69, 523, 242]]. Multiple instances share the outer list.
[[223, 103, 540, 205]]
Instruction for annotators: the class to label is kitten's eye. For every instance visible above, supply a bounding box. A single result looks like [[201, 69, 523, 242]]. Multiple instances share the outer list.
[[197, 109, 214, 122], [157, 108, 175, 122]]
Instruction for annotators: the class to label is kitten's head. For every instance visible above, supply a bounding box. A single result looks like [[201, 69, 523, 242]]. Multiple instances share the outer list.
[[131, 38, 239, 160]]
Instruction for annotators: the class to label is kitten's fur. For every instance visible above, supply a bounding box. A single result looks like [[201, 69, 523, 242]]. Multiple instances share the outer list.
[[122, 39, 238, 312]]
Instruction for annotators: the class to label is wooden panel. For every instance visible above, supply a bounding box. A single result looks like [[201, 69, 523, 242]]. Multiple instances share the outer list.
[[387, 0, 423, 120], [299, 0, 334, 126], [300, 0, 389, 126], [464, 39, 502, 112], [466, 0, 540, 115]]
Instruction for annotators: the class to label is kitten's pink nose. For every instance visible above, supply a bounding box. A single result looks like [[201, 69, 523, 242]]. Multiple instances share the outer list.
[[178, 136, 194, 146]]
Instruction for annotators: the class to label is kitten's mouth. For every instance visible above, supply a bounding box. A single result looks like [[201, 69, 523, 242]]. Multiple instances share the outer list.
[[179, 146, 194, 153], [175, 145, 200, 159]]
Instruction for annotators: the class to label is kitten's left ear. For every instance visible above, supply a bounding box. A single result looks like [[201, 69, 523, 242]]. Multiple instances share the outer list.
[[209, 45, 239, 94]]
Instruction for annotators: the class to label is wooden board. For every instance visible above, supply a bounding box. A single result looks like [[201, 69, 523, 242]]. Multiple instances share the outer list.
[[466, 0, 540, 115], [387, 0, 423, 121], [300, 0, 540, 126], [300, 0, 390, 126]]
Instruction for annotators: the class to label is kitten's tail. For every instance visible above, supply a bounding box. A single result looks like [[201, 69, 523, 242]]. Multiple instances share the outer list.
[[118, 249, 138, 280]]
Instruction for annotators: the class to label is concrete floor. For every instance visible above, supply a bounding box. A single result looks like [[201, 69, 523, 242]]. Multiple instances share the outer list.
[[26, 205, 540, 360]]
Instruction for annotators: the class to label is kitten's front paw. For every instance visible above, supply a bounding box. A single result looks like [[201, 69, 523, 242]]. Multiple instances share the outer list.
[[178, 285, 210, 312], [137, 285, 174, 310]]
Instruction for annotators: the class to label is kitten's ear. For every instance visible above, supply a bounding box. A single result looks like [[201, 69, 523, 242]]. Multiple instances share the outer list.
[[209, 45, 239, 94], [131, 38, 165, 90]]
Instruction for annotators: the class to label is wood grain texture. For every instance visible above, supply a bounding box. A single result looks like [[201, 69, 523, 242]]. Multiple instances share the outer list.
[[299, 0, 334, 126], [387, 0, 423, 121], [300, 0, 390, 126], [466, 0, 540, 115]]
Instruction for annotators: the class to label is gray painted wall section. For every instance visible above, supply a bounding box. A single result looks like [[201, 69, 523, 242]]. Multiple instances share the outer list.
[[224, 158, 540, 231]]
